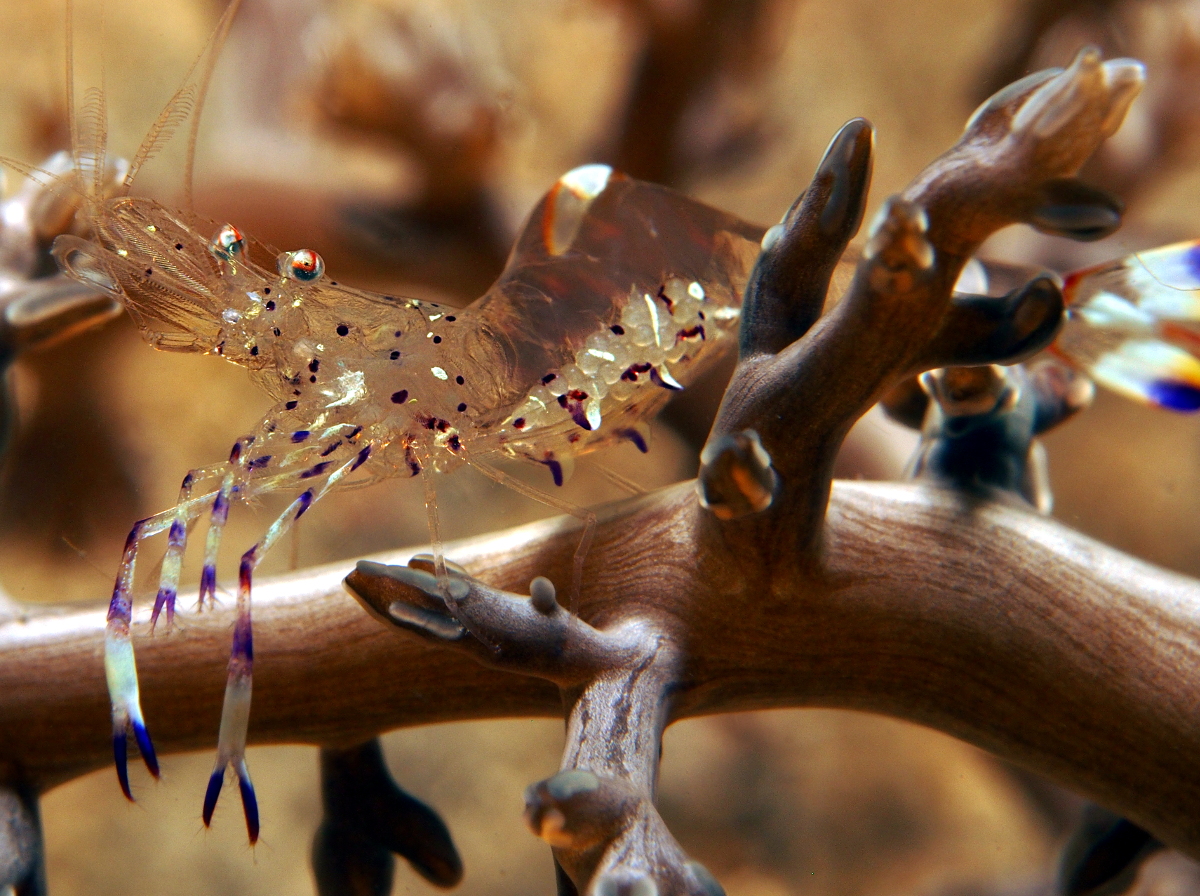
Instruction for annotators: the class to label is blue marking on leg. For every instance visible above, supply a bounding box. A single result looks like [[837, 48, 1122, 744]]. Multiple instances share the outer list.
[[237, 762, 260, 844], [540, 458, 564, 487], [113, 730, 132, 801], [212, 490, 230, 525], [616, 427, 649, 453], [199, 564, 217, 605], [295, 490, 314, 519], [202, 768, 224, 827], [350, 445, 371, 471], [150, 586, 176, 628], [132, 718, 160, 779]]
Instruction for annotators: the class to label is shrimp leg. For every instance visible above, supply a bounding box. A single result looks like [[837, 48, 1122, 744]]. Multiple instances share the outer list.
[[466, 459, 596, 613], [198, 439, 256, 609], [203, 441, 374, 844], [151, 463, 229, 629], [106, 489, 220, 799]]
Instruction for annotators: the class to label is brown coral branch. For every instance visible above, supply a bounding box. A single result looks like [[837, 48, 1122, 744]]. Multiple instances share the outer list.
[[3, 47, 1197, 896]]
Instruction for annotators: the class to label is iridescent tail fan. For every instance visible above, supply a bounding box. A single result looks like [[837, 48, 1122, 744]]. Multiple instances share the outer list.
[[1055, 239, 1200, 412]]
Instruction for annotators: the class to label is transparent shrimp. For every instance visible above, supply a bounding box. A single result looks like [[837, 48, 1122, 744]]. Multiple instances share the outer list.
[[32, 1, 768, 842]]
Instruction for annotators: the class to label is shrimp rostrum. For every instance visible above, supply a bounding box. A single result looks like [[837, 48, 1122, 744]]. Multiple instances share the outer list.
[[41, 6, 765, 842]]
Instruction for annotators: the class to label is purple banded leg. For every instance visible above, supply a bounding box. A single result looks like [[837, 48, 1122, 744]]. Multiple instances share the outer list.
[[150, 518, 188, 629], [106, 491, 221, 798], [203, 572, 257, 842], [106, 523, 159, 799], [202, 445, 369, 842], [152, 465, 226, 629], [199, 472, 235, 610]]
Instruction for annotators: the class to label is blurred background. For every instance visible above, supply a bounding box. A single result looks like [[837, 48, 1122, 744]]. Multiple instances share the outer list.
[[2, 0, 1200, 893]]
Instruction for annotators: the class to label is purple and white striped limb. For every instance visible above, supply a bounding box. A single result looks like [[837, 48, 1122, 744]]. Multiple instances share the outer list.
[[202, 444, 373, 843]]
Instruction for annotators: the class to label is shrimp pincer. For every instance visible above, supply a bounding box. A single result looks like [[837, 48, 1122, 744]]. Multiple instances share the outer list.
[[50, 100, 763, 837]]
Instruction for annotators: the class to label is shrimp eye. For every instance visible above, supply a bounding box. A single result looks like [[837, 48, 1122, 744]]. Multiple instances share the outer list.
[[210, 223, 246, 260], [280, 248, 324, 282]]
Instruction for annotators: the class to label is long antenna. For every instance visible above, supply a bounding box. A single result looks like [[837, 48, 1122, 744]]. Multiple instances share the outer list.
[[182, 0, 244, 212]]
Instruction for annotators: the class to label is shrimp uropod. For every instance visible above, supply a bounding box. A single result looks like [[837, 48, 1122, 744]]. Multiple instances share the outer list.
[[37, 0, 767, 843]]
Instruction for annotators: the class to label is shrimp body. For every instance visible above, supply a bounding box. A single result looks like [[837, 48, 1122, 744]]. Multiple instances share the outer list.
[[53, 160, 764, 840], [61, 163, 764, 475]]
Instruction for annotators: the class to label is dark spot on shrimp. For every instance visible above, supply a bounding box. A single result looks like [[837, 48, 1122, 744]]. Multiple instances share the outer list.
[[432, 335, 442, 344], [272, 328, 281, 337], [568, 432, 581, 443], [292, 430, 310, 442], [265, 300, 276, 311], [542, 373, 557, 385], [347, 426, 363, 439], [446, 315, 456, 322], [216, 342, 225, 356], [175, 243, 183, 250], [698, 310, 705, 320], [336, 324, 349, 336], [448, 434, 461, 451], [455, 375, 464, 385], [622, 362, 652, 382], [248, 455, 272, 469], [300, 462, 331, 479], [182, 473, 194, 489], [264, 421, 276, 434], [513, 417, 526, 429], [390, 350, 400, 360], [610, 324, 625, 335], [295, 490, 314, 518], [330, 281, 339, 286], [249, 345, 259, 356], [309, 375, 317, 383], [457, 403, 467, 412], [655, 284, 674, 312], [677, 325, 705, 341], [617, 428, 649, 453], [557, 390, 592, 430], [309, 359, 320, 373], [320, 441, 341, 457], [264, 287, 271, 295], [144, 268, 153, 277], [229, 441, 245, 463], [350, 446, 371, 471], [394, 330, 402, 337], [391, 390, 408, 404]]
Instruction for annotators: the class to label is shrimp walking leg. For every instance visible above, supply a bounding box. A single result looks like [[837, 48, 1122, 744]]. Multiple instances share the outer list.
[[106, 491, 220, 799], [151, 463, 228, 628], [467, 460, 597, 613], [202, 442, 375, 844]]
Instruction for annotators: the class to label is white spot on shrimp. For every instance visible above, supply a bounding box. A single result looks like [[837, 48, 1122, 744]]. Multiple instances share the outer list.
[[325, 371, 368, 407], [688, 281, 705, 301], [222, 309, 241, 324], [431, 367, 448, 380]]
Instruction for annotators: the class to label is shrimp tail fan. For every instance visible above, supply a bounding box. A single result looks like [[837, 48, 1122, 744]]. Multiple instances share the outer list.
[[1056, 239, 1200, 411]]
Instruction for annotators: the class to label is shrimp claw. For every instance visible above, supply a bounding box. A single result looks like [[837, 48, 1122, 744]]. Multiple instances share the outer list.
[[105, 524, 160, 800], [202, 598, 258, 843]]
